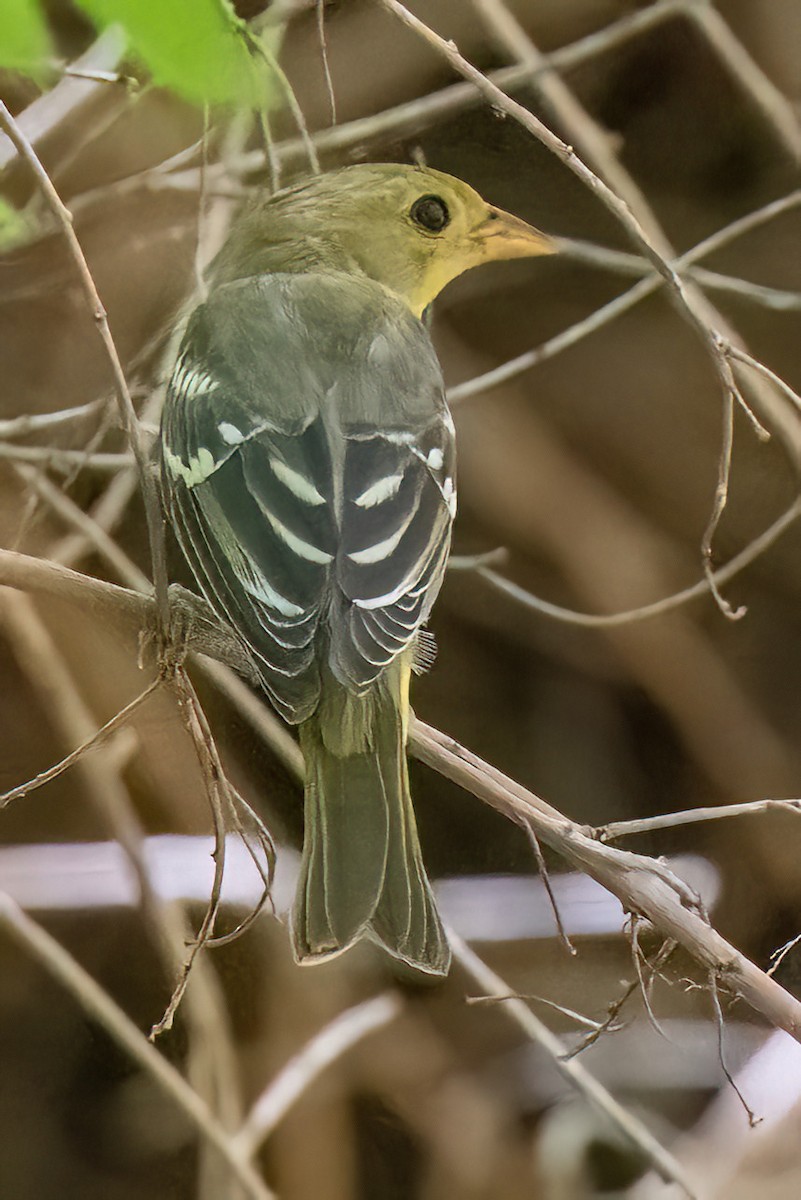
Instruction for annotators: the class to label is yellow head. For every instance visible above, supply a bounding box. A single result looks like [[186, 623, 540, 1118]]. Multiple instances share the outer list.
[[214, 163, 554, 316]]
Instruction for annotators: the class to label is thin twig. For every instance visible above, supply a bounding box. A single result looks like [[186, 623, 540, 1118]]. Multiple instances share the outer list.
[[628, 917, 671, 1042], [599, 797, 801, 841], [466, 991, 616, 1032], [475, 497, 801, 629], [200, 658, 304, 783], [708, 969, 761, 1128], [316, 0, 337, 125], [568, 940, 677, 1060], [685, 189, 801, 260], [3, 552, 801, 1046], [522, 823, 576, 954], [472, 0, 666, 244], [411, 721, 801, 1044], [0, 679, 161, 809], [448, 271, 661, 404], [150, 667, 232, 1039], [687, 3, 801, 161], [727, 344, 801, 414], [13, 463, 151, 592], [245, 32, 320, 175], [0, 100, 170, 639], [258, 108, 282, 194], [205, 784, 276, 947], [450, 930, 698, 1196], [0, 398, 107, 439], [234, 993, 402, 1156], [768, 934, 801, 977], [50, 387, 165, 570], [556, 236, 801, 312], [700, 382, 744, 619], [0, 26, 127, 172], [449, 196, 801, 405], [0, 444, 133, 470], [194, 105, 211, 300], [564, 980, 638, 1059]]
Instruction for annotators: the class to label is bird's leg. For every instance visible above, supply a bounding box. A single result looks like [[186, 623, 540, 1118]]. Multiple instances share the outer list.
[[140, 585, 258, 683]]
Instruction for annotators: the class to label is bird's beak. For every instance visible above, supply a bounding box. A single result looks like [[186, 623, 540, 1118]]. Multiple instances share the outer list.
[[474, 205, 556, 261]]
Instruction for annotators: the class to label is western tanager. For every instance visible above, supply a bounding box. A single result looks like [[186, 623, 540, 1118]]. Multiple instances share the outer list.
[[161, 163, 553, 976]]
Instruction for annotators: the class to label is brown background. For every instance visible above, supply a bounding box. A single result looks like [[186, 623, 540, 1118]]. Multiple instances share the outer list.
[[1, 1, 801, 1196]]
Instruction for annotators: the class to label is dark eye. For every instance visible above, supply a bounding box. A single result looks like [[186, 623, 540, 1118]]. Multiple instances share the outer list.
[[410, 194, 450, 233]]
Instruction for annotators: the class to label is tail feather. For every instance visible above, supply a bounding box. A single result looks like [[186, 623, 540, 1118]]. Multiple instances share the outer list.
[[370, 748, 449, 974], [295, 731, 389, 953], [291, 666, 450, 976]]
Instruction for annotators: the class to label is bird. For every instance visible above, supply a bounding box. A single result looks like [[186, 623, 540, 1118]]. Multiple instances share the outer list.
[[160, 163, 553, 977]]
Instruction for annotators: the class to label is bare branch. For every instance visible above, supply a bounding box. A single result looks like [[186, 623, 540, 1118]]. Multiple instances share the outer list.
[[521, 823, 576, 955], [687, 3, 801, 161], [375, 0, 755, 421], [700, 382, 744, 619], [0, 444, 133, 471], [0, 100, 170, 638], [0, 548, 251, 677], [411, 722, 801, 1044], [472, 0, 666, 244], [557, 236, 801, 312], [0, 895, 276, 1200], [628, 917, 671, 1042], [450, 931, 698, 1197], [231, 0, 693, 180], [768, 934, 801, 977], [49, 386, 165, 571], [450, 195, 801, 405], [0, 398, 108, 439], [708, 969, 762, 1128], [727, 344, 801, 414], [244, 33, 320, 175], [474, 498, 801, 628], [599, 798, 801, 841], [0, 679, 161, 810], [2, 549, 800, 1046], [149, 668, 233, 1039], [13, 464, 152, 592], [235, 994, 402, 1156], [316, 0, 337, 125], [466, 991, 617, 1033], [0, 27, 127, 172]]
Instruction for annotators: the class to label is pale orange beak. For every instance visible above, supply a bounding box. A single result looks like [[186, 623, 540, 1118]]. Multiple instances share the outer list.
[[474, 205, 556, 261]]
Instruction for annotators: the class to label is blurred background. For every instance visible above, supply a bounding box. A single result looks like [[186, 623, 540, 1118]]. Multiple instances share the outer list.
[[1, 0, 801, 1196]]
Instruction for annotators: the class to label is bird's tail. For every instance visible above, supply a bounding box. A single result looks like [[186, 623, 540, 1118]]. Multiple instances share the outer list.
[[291, 660, 450, 976]]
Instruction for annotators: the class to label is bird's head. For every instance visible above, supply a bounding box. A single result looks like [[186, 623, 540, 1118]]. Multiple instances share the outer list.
[[213, 163, 555, 316]]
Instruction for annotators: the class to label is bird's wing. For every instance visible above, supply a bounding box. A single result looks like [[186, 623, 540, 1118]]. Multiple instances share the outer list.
[[161, 272, 455, 721], [331, 412, 454, 689]]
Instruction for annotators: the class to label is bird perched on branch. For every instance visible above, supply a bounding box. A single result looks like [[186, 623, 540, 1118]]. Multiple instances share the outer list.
[[161, 163, 553, 976]]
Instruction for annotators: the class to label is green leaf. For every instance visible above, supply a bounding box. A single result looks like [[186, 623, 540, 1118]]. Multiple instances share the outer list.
[[0, 198, 36, 251], [1, 0, 52, 75], [74, 0, 274, 107]]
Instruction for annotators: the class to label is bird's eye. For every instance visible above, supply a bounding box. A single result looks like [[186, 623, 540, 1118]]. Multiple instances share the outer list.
[[410, 194, 450, 233]]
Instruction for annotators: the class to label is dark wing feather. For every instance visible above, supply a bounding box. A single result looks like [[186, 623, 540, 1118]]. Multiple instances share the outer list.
[[160, 272, 455, 722], [332, 420, 454, 688]]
